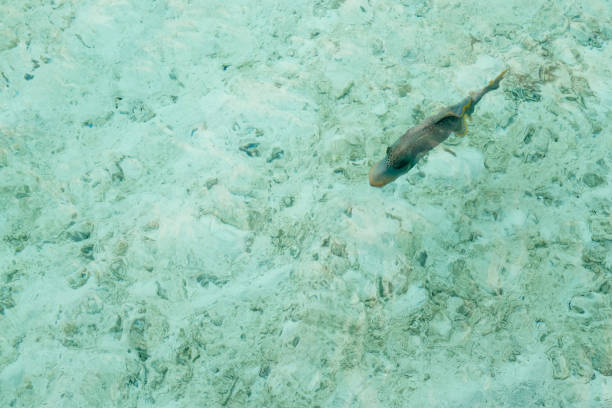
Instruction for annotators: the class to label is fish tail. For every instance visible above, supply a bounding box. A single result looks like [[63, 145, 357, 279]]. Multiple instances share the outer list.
[[486, 69, 508, 91], [466, 69, 508, 115]]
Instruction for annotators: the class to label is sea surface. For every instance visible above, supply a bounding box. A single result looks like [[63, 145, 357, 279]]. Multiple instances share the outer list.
[[0, 0, 610, 406]]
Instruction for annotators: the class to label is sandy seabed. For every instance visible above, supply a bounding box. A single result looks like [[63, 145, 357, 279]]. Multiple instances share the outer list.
[[1, 0, 611, 406]]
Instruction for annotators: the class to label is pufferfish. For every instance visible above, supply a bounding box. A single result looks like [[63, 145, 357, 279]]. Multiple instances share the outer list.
[[369, 69, 507, 187]]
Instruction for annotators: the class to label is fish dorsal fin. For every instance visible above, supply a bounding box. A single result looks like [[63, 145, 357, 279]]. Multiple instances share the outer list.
[[447, 96, 473, 118], [433, 112, 468, 136]]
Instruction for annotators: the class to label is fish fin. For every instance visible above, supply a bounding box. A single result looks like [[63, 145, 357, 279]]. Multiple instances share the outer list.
[[448, 96, 473, 117], [460, 98, 473, 117], [455, 116, 469, 137], [443, 147, 457, 156]]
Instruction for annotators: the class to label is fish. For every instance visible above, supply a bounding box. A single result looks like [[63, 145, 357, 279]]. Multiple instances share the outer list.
[[369, 69, 507, 187]]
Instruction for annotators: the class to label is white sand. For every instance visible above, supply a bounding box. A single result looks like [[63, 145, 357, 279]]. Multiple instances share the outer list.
[[1, 0, 611, 406]]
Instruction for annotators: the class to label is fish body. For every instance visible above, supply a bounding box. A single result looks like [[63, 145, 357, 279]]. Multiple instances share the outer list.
[[369, 70, 507, 187]]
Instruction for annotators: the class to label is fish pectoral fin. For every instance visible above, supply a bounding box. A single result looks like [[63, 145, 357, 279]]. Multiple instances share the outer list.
[[443, 147, 457, 156]]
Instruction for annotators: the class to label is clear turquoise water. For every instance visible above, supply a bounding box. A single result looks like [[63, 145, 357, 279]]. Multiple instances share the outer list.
[[0, 1, 610, 406]]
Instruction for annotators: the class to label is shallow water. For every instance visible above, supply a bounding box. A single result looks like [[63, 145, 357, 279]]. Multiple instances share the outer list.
[[1, 0, 611, 406]]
